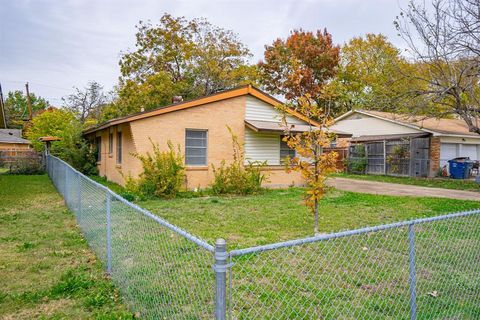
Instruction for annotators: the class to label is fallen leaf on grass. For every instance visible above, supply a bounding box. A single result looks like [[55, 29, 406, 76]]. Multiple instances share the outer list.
[[428, 291, 438, 298]]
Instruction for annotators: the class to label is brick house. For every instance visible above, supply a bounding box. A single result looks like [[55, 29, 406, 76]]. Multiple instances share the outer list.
[[0, 129, 31, 151], [331, 110, 480, 177], [84, 85, 351, 189]]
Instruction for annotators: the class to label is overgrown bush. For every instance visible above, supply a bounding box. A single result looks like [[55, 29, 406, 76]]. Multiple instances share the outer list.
[[125, 140, 185, 198], [4, 158, 44, 175], [211, 127, 267, 195], [347, 144, 367, 173]]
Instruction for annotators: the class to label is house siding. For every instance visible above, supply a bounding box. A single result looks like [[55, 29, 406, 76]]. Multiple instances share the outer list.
[[244, 128, 280, 165], [331, 113, 422, 137], [245, 96, 306, 125]]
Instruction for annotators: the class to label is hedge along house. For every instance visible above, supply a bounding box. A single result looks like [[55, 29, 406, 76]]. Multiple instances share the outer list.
[[331, 110, 480, 177], [83, 85, 351, 189]]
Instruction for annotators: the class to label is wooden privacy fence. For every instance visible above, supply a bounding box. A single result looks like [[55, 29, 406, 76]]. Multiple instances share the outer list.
[[323, 147, 348, 172]]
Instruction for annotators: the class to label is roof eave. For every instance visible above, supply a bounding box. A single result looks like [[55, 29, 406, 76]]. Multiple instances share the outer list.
[[83, 85, 322, 135]]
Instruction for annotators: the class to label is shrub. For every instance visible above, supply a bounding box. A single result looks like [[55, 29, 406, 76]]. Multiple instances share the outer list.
[[26, 108, 98, 175], [125, 140, 185, 198], [347, 144, 367, 174], [211, 127, 267, 195], [6, 158, 44, 175]]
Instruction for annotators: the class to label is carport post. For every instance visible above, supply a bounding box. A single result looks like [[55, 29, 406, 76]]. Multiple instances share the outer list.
[[214, 239, 227, 320], [106, 191, 112, 274]]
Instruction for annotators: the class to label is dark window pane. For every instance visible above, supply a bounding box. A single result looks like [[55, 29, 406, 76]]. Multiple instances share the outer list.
[[280, 136, 295, 164], [116, 132, 122, 164], [186, 138, 206, 147], [186, 148, 206, 157]]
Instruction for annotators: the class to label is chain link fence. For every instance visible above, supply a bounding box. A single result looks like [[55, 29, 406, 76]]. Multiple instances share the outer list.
[[46, 154, 480, 319], [46, 155, 215, 319]]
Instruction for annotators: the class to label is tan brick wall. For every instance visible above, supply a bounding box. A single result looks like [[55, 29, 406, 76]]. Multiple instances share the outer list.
[[91, 123, 138, 185], [262, 166, 305, 188], [89, 95, 306, 189], [0, 143, 31, 150], [336, 138, 351, 148], [429, 137, 441, 177]]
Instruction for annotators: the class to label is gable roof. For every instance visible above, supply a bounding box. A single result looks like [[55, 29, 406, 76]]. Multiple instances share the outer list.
[[336, 110, 480, 138], [84, 85, 319, 135], [0, 130, 30, 144]]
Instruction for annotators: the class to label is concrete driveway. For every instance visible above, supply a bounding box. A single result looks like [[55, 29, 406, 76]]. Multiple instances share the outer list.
[[327, 177, 480, 201]]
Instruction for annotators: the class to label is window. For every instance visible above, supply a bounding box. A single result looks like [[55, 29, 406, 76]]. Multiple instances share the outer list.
[[330, 139, 337, 148], [280, 136, 295, 164], [108, 133, 113, 154], [95, 137, 102, 162], [116, 132, 122, 164], [185, 129, 207, 166]]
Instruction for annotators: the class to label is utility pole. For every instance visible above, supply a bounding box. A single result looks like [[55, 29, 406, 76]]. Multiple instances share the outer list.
[[0, 83, 6, 128], [25, 82, 33, 120]]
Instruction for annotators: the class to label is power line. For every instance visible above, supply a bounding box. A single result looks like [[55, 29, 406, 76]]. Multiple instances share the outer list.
[[1, 79, 74, 92]]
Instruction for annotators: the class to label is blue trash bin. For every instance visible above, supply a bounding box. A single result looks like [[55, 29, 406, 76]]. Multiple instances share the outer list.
[[448, 158, 471, 179]]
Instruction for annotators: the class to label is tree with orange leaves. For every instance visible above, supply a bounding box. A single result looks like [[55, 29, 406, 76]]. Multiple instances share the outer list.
[[260, 29, 340, 235]]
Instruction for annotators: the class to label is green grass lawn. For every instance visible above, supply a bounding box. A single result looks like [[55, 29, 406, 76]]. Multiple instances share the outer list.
[[334, 172, 480, 192], [141, 188, 480, 248], [0, 175, 131, 319], [85, 176, 480, 319], [91, 177, 480, 249]]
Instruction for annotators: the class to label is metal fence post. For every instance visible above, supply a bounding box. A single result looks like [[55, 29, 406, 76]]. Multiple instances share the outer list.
[[408, 224, 417, 320], [77, 172, 82, 223], [106, 191, 112, 274], [214, 239, 227, 320], [64, 164, 69, 205]]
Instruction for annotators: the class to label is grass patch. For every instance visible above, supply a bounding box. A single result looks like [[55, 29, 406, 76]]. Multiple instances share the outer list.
[[90, 175, 480, 248], [0, 175, 132, 319], [334, 173, 480, 192], [87, 174, 480, 318], [141, 187, 480, 248]]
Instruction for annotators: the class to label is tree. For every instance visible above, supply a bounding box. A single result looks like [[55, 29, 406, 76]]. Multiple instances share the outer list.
[[62, 81, 108, 126], [4, 90, 49, 128], [333, 34, 412, 114], [259, 29, 340, 115], [26, 108, 97, 174], [111, 14, 256, 119], [260, 29, 340, 235], [395, 0, 480, 134]]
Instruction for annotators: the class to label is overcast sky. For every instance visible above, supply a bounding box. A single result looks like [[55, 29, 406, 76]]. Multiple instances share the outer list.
[[0, 0, 407, 105]]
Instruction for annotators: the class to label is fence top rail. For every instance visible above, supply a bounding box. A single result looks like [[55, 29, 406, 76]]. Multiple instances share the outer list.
[[48, 154, 215, 253], [229, 208, 480, 257]]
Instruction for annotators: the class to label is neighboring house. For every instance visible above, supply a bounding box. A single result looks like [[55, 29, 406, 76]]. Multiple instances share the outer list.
[[331, 110, 480, 177], [84, 85, 350, 189], [0, 129, 31, 150]]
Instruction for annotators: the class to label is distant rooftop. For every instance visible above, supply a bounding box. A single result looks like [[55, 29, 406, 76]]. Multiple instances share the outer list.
[[0, 129, 30, 144]]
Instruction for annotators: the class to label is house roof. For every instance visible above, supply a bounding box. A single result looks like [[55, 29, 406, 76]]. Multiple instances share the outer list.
[[0, 130, 30, 144], [336, 110, 480, 138], [245, 120, 352, 137], [351, 132, 430, 143], [83, 85, 321, 135]]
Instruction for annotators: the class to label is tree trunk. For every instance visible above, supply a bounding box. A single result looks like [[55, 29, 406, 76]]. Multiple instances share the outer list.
[[314, 198, 319, 235]]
